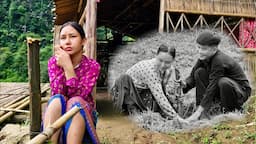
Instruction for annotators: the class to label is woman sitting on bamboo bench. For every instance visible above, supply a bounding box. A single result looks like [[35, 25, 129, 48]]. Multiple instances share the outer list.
[[43, 21, 100, 144]]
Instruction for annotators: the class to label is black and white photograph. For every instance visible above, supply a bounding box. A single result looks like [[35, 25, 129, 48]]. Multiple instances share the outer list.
[[0, 0, 255, 144]]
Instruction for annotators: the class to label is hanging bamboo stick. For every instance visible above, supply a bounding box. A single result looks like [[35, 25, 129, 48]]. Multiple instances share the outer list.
[[27, 106, 81, 144]]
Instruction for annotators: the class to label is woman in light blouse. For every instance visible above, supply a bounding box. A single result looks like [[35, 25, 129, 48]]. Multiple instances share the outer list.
[[111, 44, 187, 123], [43, 21, 100, 144]]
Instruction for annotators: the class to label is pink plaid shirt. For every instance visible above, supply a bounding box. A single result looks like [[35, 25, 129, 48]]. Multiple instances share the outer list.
[[48, 55, 100, 107]]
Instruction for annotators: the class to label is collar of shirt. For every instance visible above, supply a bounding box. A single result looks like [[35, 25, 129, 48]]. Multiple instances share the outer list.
[[206, 49, 219, 64]]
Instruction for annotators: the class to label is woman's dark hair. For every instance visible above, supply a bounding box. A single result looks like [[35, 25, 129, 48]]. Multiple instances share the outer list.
[[157, 44, 176, 58], [60, 21, 86, 39]]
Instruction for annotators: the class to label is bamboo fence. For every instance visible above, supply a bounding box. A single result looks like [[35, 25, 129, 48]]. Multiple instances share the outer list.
[[164, 0, 256, 18]]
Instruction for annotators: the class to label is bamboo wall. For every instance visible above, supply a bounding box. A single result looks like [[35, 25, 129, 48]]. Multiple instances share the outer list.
[[165, 0, 256, 18]]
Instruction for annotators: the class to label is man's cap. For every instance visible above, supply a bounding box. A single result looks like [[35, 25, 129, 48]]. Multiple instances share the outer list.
[[196, 31, 221, 46]]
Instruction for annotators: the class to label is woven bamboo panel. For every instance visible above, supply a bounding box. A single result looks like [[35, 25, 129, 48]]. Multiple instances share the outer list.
[[242, 49, 256, 89], [165, 0, 256, 18]]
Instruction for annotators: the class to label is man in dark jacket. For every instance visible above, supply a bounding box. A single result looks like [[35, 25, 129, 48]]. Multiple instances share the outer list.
[[182, 31, 251, 122]]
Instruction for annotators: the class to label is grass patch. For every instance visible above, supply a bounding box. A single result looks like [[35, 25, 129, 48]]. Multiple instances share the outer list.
[[167, 95, 256, 144]]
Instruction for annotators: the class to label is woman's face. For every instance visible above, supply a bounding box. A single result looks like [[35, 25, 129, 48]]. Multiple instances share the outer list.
[[59, 25, 85, 56], [155, 51, 174, 72]]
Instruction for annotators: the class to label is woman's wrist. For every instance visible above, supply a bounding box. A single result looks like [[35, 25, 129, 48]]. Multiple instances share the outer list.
[[63, 63, 76, 80]]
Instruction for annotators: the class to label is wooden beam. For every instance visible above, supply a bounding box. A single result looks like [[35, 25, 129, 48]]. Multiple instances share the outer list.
[[27, 37, 41, 139], [201, 15, 210, 28], [158, 0, 165, 33], [83, 0, 98, 107], [77, 0, 83, 13], [166, 12, 169, 33], [85, 0, 97, 59], [174, 14, 183, 32], [181, 13, 184, 31], [223, 19, 241, 46], [192, 15, 203, 29], [182, 13, 192, 30]]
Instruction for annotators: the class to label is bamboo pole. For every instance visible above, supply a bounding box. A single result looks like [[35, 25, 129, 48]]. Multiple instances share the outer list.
[[27, 37, 41, 139], [27, 106, 81, 144], [0, 96, 29, 117], [0, 108, 30, 114], [166, 12, 169, 33], [158, 0, 165, 33], [3, 94, 28, 108], [0, 84, 49, 117], [183, 13, 192, 30], [0, 96, 49, 123], [181, 13, 184, 31], [0, 100, 30, 123]]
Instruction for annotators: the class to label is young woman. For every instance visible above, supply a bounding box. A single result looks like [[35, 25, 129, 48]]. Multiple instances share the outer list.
[[43, 21, 100, 144]]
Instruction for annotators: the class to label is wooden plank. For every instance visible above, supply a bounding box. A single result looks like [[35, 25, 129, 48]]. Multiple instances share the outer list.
[[27, 37, 41, 139]]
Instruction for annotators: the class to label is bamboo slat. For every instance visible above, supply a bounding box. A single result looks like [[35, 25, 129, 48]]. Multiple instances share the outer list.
[[0, 108, 30, 114], [164, 0, 256, 18], [0, 83, 50, 122], [0, 100, 30, 123], [0, 97, 30, 117]]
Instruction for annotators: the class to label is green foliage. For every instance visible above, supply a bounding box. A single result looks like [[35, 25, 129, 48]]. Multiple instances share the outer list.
[[97, 26, 113, 40], [0, 0, 54, 82]]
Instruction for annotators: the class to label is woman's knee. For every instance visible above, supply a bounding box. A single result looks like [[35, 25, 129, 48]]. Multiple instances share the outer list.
[[47, 94, 65, 113]]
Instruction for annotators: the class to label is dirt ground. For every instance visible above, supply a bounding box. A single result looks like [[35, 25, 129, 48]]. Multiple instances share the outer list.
[[0, 90, 255, 144], [96, 90, 256, 144], [96, 92, 177, 144]]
